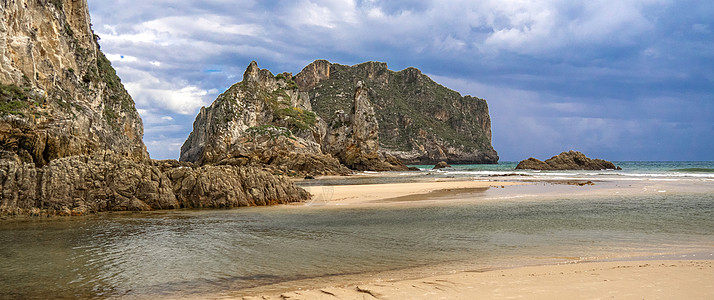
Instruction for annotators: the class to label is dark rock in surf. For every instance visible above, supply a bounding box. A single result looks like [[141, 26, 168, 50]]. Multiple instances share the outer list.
[[515, 151, 621, 170]]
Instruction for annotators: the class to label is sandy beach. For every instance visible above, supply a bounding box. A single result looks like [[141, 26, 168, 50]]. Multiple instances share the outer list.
[[241, 259, 714, 299], [229, 178, 714, 299]]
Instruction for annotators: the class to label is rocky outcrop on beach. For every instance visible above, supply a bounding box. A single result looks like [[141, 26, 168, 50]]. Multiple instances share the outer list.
[[0, 1, 310, 216], [180, 61, 407, 174], [0, 154, 309, 216], [515, 151, 621, 170], [295, 60, 499, 165], [157, 160, 310, 208], [0, 153, 176, 215]]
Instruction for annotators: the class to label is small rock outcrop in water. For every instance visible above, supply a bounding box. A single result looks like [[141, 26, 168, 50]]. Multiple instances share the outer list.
[[180, 62, 408, 175], [0, 1, 309, 216], [515, 151, 621, 170], [433, 161, 452, 169]]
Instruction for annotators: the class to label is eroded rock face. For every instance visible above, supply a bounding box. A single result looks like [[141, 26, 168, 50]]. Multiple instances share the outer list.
[[0, 1, 148, 166], [162, 163, 310, 208], [0, 155, 311, 216], [295, 60, 499, 165], [323, 81, 408, 171], [0, 154, 177, 216], [181, 61, 365, 175], [0, 3, 312, 216], [515, 151, 621, 170]]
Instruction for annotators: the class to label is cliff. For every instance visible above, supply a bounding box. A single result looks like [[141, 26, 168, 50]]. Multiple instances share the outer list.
[[0, 1, 309, 216], [295, 60, 499, 164], [1, 0, 147, 165], [180, 61, 407, 175]]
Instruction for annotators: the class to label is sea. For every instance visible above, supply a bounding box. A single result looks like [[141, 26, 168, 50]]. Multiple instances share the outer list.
[[1, 161, 713, 299]]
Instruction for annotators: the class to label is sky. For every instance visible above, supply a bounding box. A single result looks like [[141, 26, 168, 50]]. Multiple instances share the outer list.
[[86, 0, 713, 162]]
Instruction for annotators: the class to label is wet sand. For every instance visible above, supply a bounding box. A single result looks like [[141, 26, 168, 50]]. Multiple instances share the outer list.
[[242, 260, 714, 300], [232, 178, 714, 299]]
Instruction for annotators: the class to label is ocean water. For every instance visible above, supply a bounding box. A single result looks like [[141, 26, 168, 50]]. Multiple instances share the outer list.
[[1, 161, 713, 299], [411, 161, 714, 180]]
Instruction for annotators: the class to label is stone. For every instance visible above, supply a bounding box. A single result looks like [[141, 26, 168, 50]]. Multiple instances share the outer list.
[[515, 151, 621, 170], [433, 161, 452, 169]]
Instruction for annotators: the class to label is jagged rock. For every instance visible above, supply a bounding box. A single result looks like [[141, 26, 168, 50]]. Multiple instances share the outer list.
[[515, 151, 621, 170], [323, 81, 409, 171], [163, 164, 310, 208], [179, 61, 349, 176], [0, 3, 313, 216], [433, 161, 452, 169], [0, 154, 178, 216], [0, 0, 148, 166], [295, 60, 499, 165]]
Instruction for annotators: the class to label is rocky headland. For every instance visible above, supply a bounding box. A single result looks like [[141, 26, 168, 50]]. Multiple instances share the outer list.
[[515, 151, 621, 170], [179, 61, 410, 175], [0, 0, 309, 216], [295, 60, 499, 165]]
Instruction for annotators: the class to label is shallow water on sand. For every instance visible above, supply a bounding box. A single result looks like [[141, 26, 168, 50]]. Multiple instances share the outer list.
[[1, 185, 713, 299]]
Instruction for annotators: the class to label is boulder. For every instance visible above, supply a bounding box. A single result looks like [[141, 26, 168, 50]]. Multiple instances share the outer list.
[[433, 161, 452, 169]]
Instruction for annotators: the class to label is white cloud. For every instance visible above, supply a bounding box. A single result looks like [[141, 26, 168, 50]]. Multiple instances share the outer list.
[[126, 82, 210, 115]]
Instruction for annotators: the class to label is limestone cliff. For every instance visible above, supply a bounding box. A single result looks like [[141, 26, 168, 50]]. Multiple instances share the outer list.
[[180, 61, 351, 176], [295, 60, 499, 164], [323, 81, 408, 171], [0, 0, 147, 165], [0, 1, 309, 216]]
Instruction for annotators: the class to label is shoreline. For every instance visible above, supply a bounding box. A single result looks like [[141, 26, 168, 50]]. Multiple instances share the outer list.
[[227, 177, 714, 299], [235, 259, 714, 300]]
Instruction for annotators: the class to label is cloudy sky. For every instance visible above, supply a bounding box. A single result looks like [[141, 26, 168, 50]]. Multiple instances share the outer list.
[[87, 0, 713, 161]]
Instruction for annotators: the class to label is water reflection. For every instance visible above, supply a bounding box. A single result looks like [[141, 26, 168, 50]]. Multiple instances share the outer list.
[[1, 192, 713, 299]]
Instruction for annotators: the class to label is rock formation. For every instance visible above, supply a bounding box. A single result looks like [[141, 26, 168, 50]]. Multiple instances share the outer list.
[[295, 60, 499, 165], [515, 151, 621, 170], [1, 0, 147, 166], [180, 62, 407, 175], [0, 1, 309, 216], [433, 161, 452, 169], [322, 81, 408, 171]]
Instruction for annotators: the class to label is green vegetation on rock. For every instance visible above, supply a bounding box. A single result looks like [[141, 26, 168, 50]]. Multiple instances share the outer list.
[[298, 61, 498, 164], [0, 83, 42, 117]]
